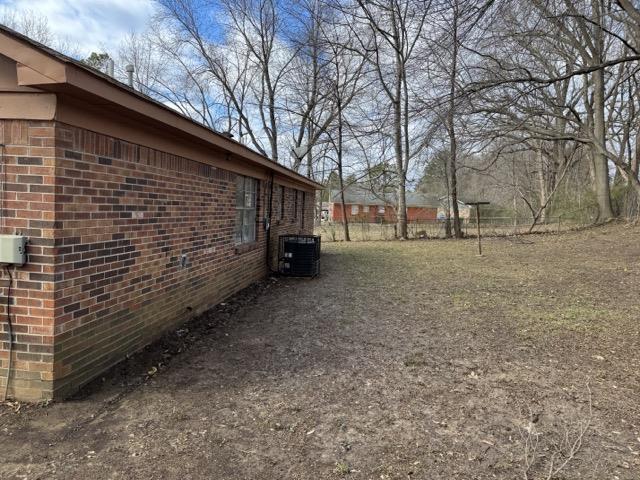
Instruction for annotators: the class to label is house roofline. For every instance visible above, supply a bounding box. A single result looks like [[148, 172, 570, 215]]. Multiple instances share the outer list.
[[0, 25, 322, 190]]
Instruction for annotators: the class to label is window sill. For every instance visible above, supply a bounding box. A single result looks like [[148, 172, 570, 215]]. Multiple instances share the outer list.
[[235, 241, 260, 255]]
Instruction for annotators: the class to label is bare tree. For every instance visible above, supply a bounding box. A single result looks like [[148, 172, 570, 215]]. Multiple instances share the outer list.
[[463, 0, 640, 223], [117, 31, 165, 97], [427, 0, 482, 237], [318, 16, 369, 241], [155, 0, 298, 160], [1, 9, 79, 57], [445, 0, 463, 237], [343, 0, 432, 239]]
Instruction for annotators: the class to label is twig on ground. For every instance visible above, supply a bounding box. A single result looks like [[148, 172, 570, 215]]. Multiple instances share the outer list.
[[520, 383, 593, 480]]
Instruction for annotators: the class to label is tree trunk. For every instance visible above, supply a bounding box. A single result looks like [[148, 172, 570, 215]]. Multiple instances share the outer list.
[[538, 147, 548, 223], [391, 8, 408, 241], [443, 155, 452, 238], [339, 189, 350, 241], [338, 169, 350, 242], [447, 0, 462, 239], [396, 180, 407, 239], [393, 89, 408, 238], [337, 98, 350, 241], [590, 3, 614, 221], [632, 124, 640, 180], [592, 67, 615, 221]]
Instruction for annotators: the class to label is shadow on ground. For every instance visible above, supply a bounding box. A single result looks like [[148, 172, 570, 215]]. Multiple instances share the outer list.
[[1, 225, 639, 479]]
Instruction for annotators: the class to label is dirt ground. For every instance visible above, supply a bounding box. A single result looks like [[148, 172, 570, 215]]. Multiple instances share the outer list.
[[1, 224, 639, 479]]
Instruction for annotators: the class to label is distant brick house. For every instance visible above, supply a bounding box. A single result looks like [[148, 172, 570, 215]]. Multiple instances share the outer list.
[[329, 186, 439, 223], [0, 26, 319, 401]]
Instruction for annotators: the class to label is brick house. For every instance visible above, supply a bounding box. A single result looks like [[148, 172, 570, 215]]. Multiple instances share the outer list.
[[329, 186, 439, 223], [0, 26, 319, 401]]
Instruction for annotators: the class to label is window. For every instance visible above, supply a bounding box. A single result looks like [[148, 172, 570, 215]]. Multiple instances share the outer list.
[[378, 205, 385, 214], [235, 175, 257, 244], [351, 204, 359, 215], [363, 205, 370, 213], [279, 185, 285, 219]]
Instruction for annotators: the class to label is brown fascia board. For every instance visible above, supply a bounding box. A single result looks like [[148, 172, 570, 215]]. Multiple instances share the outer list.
[[0, 92, 56, 119], [0, 27, 320, 190], [0, 31, 66, 83], [16, 63, 61, 85]]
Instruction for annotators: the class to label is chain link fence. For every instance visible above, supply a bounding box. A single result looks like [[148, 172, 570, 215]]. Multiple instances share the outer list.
[[316, 214, 595, 242]]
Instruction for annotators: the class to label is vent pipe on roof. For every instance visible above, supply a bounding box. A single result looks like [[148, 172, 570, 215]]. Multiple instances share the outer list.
[[125, 64, 134, 88], [106, 59, 114, 78]]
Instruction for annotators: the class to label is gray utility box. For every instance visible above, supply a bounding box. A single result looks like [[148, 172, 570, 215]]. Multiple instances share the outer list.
[[0, 235, 27, 266]]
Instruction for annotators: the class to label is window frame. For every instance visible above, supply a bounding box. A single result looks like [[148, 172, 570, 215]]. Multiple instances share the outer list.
[[234, 175, 258, 245]]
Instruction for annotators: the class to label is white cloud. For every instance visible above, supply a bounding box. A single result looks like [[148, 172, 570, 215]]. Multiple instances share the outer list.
[[0, 0, 155, 56]]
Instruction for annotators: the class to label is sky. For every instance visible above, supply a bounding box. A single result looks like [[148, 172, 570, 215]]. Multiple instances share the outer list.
[[0, 0, 155, 55]]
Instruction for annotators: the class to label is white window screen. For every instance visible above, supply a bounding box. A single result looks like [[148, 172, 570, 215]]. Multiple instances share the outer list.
[[351, 204, 359, 215], [235, 176, 257, 244], [378, 206, 385, 213], [363, 205, 369, 213]]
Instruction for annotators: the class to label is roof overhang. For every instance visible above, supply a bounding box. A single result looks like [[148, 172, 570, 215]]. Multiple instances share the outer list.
[[0, 26, 321, 191]]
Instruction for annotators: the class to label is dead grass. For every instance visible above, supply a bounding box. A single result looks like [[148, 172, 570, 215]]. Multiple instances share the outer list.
[[316, 218, 588, 241], [1, 223, 639, 479]]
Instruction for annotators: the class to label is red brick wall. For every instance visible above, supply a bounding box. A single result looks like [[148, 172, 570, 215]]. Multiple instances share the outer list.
[[407, 206, 437, 222], [330, 203, 437, 223], [0, 120, 315, 401], [0, 120, 56, 400]]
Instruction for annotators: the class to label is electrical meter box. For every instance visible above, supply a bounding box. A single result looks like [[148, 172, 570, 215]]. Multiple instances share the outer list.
[[0, 235, 27, 266]]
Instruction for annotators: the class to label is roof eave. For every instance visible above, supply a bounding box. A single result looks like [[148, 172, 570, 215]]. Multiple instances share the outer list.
[[0, 27, 321, 190]]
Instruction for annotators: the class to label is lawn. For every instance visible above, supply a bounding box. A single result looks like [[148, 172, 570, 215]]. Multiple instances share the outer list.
[[1, 224, 639, 479]]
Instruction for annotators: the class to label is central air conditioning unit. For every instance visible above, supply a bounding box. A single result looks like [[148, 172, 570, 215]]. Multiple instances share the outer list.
[[278, 235, 321, 277]]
